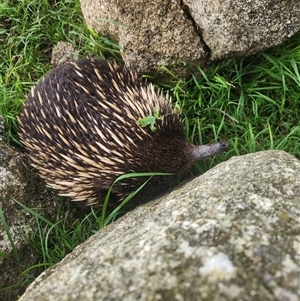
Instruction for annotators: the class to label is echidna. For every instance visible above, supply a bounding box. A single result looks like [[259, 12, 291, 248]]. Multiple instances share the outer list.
[[18, 58, 228, 207]]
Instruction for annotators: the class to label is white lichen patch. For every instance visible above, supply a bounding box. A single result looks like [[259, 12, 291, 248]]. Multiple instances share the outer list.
[[293, 238, 300, 259], [0, 167, 22, 189], [218, 283, 243, 299], [0, 165, 26, 227], [199, 252, 237, 281], [282, 254, 300, 274], [195, 219, 219, 234], [274, 287, 299, 301], [249, 193, 275, 212], [0, 223, 32, 257]]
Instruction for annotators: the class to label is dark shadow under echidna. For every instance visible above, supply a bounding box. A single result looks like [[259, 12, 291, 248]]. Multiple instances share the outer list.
[[18, 58, 228, 207]]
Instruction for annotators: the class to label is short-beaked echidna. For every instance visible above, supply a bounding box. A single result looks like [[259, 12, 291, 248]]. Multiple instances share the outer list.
[[18, 58, 228, 206]]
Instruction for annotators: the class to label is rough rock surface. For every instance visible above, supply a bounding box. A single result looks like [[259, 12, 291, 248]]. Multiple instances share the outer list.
[[80, 0, 205, 77], [0, 142, 59, 301], [184, 0, 300, 60], [0, 115, 5, 141], [19, 150, 300, 301], [79, 0, 300, 77]]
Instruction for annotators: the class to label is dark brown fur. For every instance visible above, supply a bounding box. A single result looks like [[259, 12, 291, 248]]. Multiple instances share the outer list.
[[18, 58, 201, 206]]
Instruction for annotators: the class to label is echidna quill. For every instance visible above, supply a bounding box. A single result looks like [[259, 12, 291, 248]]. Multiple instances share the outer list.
[[18, 58, 228, 207]]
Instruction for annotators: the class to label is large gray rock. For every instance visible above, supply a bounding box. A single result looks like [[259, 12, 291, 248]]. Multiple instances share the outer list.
[[80, 0, 205, 77], [185, 0, 299, 60], [19, 151, 300, 301], [80, 0, 300, 77]]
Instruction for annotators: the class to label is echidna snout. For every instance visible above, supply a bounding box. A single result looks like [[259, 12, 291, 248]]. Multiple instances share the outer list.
[[18, 58, 228, 206], [191, 141, 228, 161]]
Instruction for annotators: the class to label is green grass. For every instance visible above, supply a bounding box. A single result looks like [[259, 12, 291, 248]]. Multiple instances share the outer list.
[[0, 0, 121, 144], [161, 43, 300, 173], [0, 0, 300, 295]]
